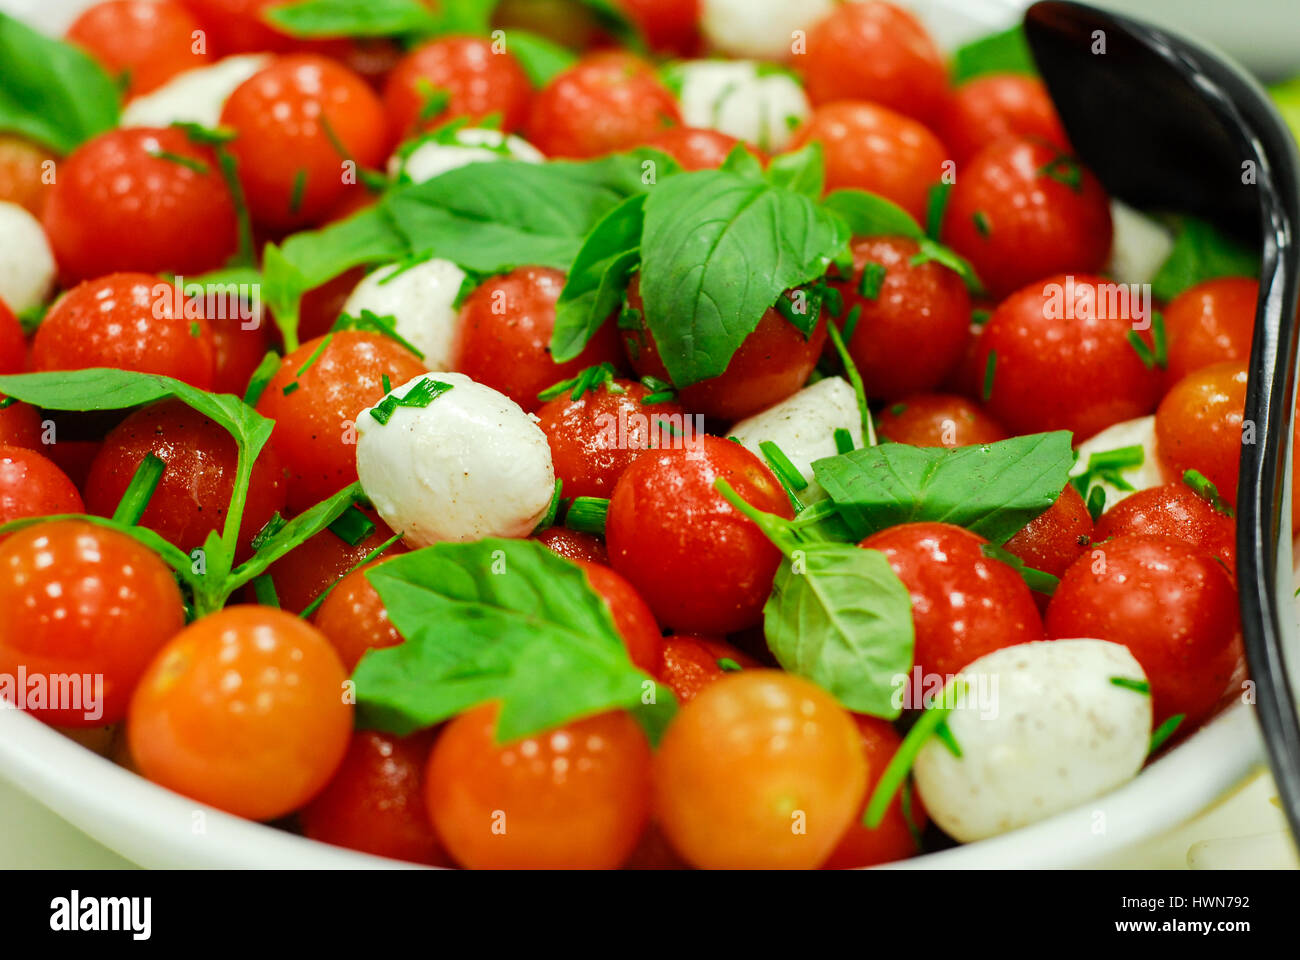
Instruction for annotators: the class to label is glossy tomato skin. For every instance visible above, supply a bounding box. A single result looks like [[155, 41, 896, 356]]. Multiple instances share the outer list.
[[0, 134, 55, 217], [622, 276, 827, 420], [800, 0, 948, 127], [1046, 535, 1240, 726], [43, 128, 237, 283], [0, 401, 43, 451], [533, 526, 609, 565], [939, 74, 1068, 162], [128, 606, 353, 820], [83, 399, 286, 559], [383, 35, 533, 137], [942, 138, 1113, 299], [1155, 362, 1247, 507], [453, 266, 625, 413], [657, 634, 758, 704], [606, 436, 792, 635], [860, 522, 1045, 680], [311, 560, 404, 672], [209, 310, 272, 396], [536, 379, 688, 499], [976, 274, 1162, 440], [31, 273, 216, 388], [265, 511, 405, 614], [876, 393, 1008, 447], [829, 237, 972, 399], [66, 0, 212, 97], [646, 126, 752, 170], [256, 331, 425, 513], [1162, 277, 1258, 387], [0, 298, 24, 374], [425, 703, 653, 869], [654, 670, 867, 869], [0, 445, 85, 527], [221, 55, 389, 230], [300, 730, 451, 866], [822, 714, 925, 869], [1095, 482, 1236, 578], [0, 521, 185, 725], [177, 0, 295, 53], [526, 52, 680, 158], [618, 0, 700, 55], [1002, 484, 1093, 580], [575, 559, 664, 675], [791, 101, 947, 221]]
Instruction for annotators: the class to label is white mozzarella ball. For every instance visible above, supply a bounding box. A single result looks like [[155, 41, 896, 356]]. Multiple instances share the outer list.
[[341, 259, 467, 371], [0, 201, 56, 314], [671, 60, 810, 153], [914, 639, 1152, 843], [700, 0, 834, 61], [120, 55, 272, 130], [356, 373, 555, 547], [390, 128, 545, 184], [1106, 200, 1175, 286], [729, 377, 862, 490], [1070, 415, 1165, 512]]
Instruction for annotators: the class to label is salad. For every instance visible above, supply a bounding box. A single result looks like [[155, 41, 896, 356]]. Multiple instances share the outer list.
[[0, 0, 1271, 870]]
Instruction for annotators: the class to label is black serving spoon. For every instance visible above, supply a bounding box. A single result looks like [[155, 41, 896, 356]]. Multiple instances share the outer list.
[[1024, 0, 1300, 845]]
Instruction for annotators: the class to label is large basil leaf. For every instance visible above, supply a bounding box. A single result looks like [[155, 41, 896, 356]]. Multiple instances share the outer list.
[[265, 0, 444, 36], [507, 30, 579, 87], [1150, 216, 1259, 302], [950, 25, 1037, 83]]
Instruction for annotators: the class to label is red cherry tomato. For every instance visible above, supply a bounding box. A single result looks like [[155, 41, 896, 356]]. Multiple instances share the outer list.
[[1155, 361, 1247, 507], [220, 55, 389, 230], [0, 445, 85, 527], [801, 0, 948, 127], [209, 309, 272, 395], [425, 703, 653, 869], [1162, 277, 1258, 387], [657, 634, 758, 704], [42, 128, 237, 283], [0, 520, 185, 725], [128, 606, 353, 820], [646, 126, 753, 170], [859, 522, 1045, 680], [875, 393, 1008, 447], [939, 74, 1068, 162], [1046, 534, 1240, 726], [576, 558, 664, 675], [300, 729, 451, 866], [617, 0, 700, 55], [383, 36, 533, 138], [265, 510, 405, 614], [942, 138, 1113, 299], [177, 0, 295, 53], [453, 266, 625, 413], [83, 399, 286, 559], [255, 331, 425, 513], [1095, 482, 1236, 578], [976, 274, 1162, 440], [0, 401, 43, 451], [533, 526, 609, 565], [622, 276, 827, 420], [295, 266, 367, 343], [526, 52, 681, 159], [606, 435, 791, 634], [1002, 484, 1093, 579], [311, 560, 403, 672], [31, 272, 216, 388], [0, 298, 24, 374], [828, 236, 972, 398], [0, 134, 55, 218], [66, 0, 212, 97], [790, 101, 947, 222]]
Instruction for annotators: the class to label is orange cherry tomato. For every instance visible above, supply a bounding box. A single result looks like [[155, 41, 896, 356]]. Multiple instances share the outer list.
[[312, 560, 405, 672], [66, 0, 212, 97], [1162, 277, 1258, 387], [1155, 361, 1247, 507], [0, 134, 55, 217], [875, 393, 1008, 447]]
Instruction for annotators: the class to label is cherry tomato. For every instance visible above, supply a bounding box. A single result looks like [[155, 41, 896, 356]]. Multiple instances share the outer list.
[[526, 52, 681, 159], [255, 331, 425, 513], [0, 520, 185, 726], [622, 276, 827, 420], [83, 399, 286, 558], [0, 400, 43, 450], [453, 266, 625, 413], [128, 606, 353, 820], [0, 445, 85, 527], [1162, 277, 1258, 387], [209, 309, 272, 396], [300, 730, 451, 866], [1046, 534, 1240, 726], [0, 134, 55, 217], [646, 126, 753, 170], [657, 634, 758, 704], [1155, 361, 1246, 507], [66, 0, 212, 97], [1095, 482, 1236, 578], [617, 0, 700, 55], [790, 101, 947, 222], [295, 266, 366, 343], [654, 670, 867, 869], [425, 703, 653, 869], [939, 74, 1068, 162], [976, 273, 1162, 440], [533, 526, 609, 565], [876, 393, 1008, 447], [383, 36, 533, 138], [1002, 483, 1093, 579], [42, 128, 237, 283], [860, 522, 1045, 680], [177, 0, 295, 53], [221, 55, 389, 230], [0, 298, 23, 375], [311, 560, 403, 672], [31, 272, 216, 388], [822, 714, 926, 869], [828, 236, 972, 398], [575, 558, 663, 675], [606, 435, 791, 634], [800, 0, 948, 127], [265, 510, 406, 614]]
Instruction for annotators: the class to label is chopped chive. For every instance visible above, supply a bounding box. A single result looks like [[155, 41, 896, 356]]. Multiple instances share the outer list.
[[1183, 468, 1234, 517], [328, 505, 376, 547], [250, 511, 287, 551], [833, 426, 854, 454], [657, 418, 682, 438], [288, 168, 308, 215], [924, 182, 951, 241], [281, 381, 300, 396], [334, 309, 425, 360], [1085, 484, 1106, 522], [1037, 154, 1083, 192], [382, 373, 391, 394], [243, 351, 281, 407], [971, 308, 991, 327], [972, 210, 992, 237], [531, 478, 564, 534], [189, 321, 202, 338], [170, 121, 237, 145], [369, 377, 454, 424], [826, 320, 876, 447], [1151, 311, 1167, 369], [840, 304, 863, 345], [716, 658, 742, 672], [1110, 676, 1151, 695], [252, 574, 280, 608], [147, 149, 210, 175], [640, 390, 676, 405], [565, 496, 609, 536], [111, 453, 166, 526], [774, 289, 802, 326], [0, 396, 15, 410], [1126, 329, 1156, 369], [299, 531, 404, 619], [981, 350, 996, 402], [415, 80, 451, 124], [296, 332, 334, 378], [537, 363, 618, 403], [888, 403, 907, 417], [864, 686, 964, 828], [1087, 445, 1145, 472], [900, 778, 924, 851], [816, 280, 844, 319], [1149, 713, 1184, 754], [617, 303, 643, 330], [759, 440, 808, 491], [981, 542, 1059, 595], [858, 262, 886, 300]]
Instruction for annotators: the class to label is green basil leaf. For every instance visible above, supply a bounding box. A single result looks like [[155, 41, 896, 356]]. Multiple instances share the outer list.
[[823, 188, 924, 240], [720, 143, 764, 180], [575, 0, 647, 53], [228, 481, 367, 589], [811, 431, 1074, 543], [0, 12, 121, 153], [265, 0, 442, 37], [0, 512, 196, 582], [639, 170, 850, 386], [765, 142, 825, 199], [1149, 216, 1259, 302], [765, 543, 914, 718], [950, 25, 1037, 84], [505, 29, 579, 87]]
